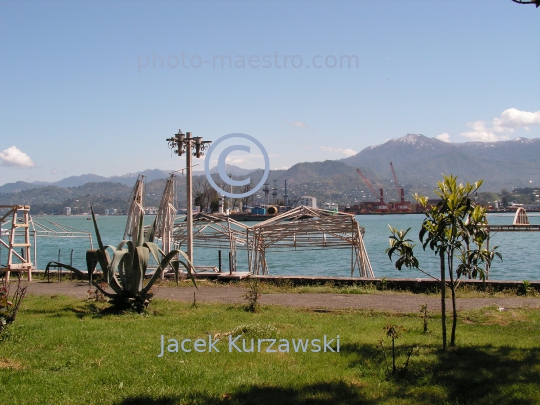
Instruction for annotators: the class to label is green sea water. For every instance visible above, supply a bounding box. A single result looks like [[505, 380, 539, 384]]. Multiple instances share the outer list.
[[7, 213, 539, 281]]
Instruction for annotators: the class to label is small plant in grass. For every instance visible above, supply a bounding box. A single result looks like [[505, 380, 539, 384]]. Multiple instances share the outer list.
[[0, 274, 27, 337], [420, 304, 429, 333], [378, 324, 415, 377], [46, 207, 196, 312], [377, 277, 388, 291], [244, 278, 261, 312], [87, 281, 108, 302], [518, 280, 531, 296]]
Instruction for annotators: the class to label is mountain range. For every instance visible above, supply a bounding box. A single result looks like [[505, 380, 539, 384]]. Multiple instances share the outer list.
[[0, 165, 253, 194], [2, 134, 540, 209], [342, 134, 540, 191]]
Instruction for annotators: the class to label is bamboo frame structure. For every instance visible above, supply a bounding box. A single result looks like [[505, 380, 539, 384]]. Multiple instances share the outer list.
[[482, 208, 540, 279], [29, 216, 93, 271], [153, 174, 178, 278], [154, 175, 176, 254], [1, 205, 94, 284], [0, 205, 32, 282], [171, 213, 249, 273], [123, 174, 145, 244], [248, 206, 374, 277]]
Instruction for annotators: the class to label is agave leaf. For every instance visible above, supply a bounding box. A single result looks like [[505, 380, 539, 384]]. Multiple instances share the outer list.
[[131, 246, 149, 296], [116, 240, 132, 250], [44, 261, 118, 299], [143, 241, 161, 266], [123, 251, 133, 292], [170, 260, 181, 285], [140, 249, 193, 296], [109, 249, 129, 287], [100, 245, 118, 281], [109, 249, 128, 275], [86, 249, 98, 275], [95, 245, 111, 280], [45, 261, 88, 280], [136, 213, 145, 247], [125, 240, 135, 256], [175, 249, 198, 289], [90, 207, 106, 253], [145, 218, 157, 243], [96, 250, 124, 296], [92, 282, 118, 299]]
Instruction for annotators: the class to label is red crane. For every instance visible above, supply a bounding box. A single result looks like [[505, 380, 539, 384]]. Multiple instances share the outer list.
[[389, 162, 408, 211], [356, 168, 388, 211]]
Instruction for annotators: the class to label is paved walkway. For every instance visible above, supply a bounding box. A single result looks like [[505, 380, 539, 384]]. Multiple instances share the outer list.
[[22, 281, 540, 313]]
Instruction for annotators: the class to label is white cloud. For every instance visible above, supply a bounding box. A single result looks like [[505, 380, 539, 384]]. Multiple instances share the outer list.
[[460, 108, 540, 142], [493, 108, 540, 132], [461, 121, 505, 142], [0, 146, 35, 167], [320, 146, 358, 157], [436, 132, 451, 142], [225, 157, 245, 164], [293, 121, 309, 129]]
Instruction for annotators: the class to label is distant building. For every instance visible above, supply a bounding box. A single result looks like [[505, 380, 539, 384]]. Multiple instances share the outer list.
[[251, 206, 266, 215], [294, 196, 317, 209], [64, 207, 71, 215], [145, 207, 158, 215]]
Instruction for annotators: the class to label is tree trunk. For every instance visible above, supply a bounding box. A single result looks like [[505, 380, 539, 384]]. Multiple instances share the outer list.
[[440, 250, 447, 351], [449, 250, 457, 347]]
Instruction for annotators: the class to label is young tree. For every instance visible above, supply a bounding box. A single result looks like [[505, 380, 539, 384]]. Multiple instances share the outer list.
[[387, 175, 501, 350]]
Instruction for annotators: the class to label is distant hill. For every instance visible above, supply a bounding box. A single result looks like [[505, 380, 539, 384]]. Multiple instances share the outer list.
[[342, 134, 540, 192], [0, 181, 44, 194], [0, 165, 253, 193], [2, 136, 540, 208]]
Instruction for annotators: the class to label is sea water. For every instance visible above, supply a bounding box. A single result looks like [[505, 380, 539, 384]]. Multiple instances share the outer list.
[[16, 213, 540, 281]]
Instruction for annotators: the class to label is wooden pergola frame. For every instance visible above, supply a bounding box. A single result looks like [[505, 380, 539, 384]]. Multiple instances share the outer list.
[[1, 205, 94, 283], [171, 212, 249, 273], [0, 205, 32, 282], [247, 206, 374, 277], [482, 208, 540, 279]]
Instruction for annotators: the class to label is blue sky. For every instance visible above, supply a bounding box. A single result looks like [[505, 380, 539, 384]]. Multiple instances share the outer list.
[[1, 0, 539, 185]]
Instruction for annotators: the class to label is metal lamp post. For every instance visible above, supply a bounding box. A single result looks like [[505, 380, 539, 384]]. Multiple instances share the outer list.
[[166, 130, 212, 266]]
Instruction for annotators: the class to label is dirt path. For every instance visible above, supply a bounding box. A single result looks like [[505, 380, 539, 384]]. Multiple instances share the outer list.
[[22, 281, 540, 313]]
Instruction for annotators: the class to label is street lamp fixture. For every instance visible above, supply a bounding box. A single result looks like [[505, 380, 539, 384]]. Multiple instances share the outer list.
[[166, 130, 212, 157], [166, 129, 212, 267], [192, 136, 212, 158]]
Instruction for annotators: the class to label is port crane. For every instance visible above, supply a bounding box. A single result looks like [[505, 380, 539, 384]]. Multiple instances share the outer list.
[[389, 162, 409, 212], [356, 168, 388, 212]]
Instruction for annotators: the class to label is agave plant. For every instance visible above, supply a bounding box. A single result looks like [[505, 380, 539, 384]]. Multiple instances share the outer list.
[[46, 208, 195, 310]]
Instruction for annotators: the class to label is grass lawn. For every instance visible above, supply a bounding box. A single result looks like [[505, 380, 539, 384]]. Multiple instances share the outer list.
[[1, 294, 540, 404]]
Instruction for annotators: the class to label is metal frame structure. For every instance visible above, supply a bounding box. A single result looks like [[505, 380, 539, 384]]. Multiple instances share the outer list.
[[483, 208, 540, 279], [1, 205, 93, 283], [153, 174, 178, 278], [154, 174, 177, 255], [123, 174, 145, 244], [248, 206, 374, 277], [171, 212, 249, 273], [487, 208, 540, 233], [30, 216, 94, 271], [0, 205, 32, 282]]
